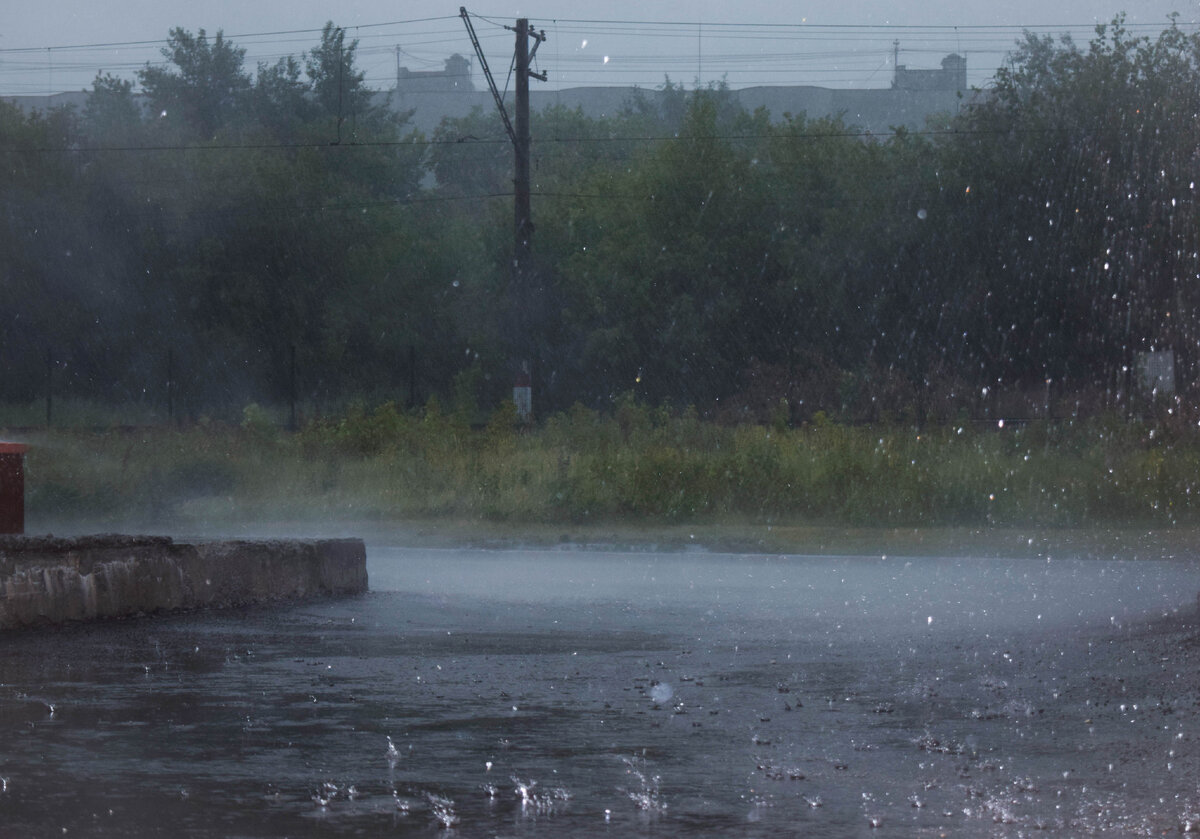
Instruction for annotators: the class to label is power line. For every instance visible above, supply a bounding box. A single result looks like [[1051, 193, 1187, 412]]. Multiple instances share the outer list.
[[537, 16, 1188, 31], [2, 14, 1193, 96], [0, 17, 461, 55], [0, 14, 1187, 56]]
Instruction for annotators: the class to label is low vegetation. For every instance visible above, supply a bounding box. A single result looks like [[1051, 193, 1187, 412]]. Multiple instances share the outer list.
[[14, 401, 1199, 535]]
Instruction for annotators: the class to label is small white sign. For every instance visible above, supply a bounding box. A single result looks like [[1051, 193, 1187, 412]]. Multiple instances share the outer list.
[[513, 386, 532, 422], [1136, 351, 1175, 396]]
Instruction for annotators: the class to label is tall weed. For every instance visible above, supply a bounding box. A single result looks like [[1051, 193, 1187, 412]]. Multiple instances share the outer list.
[[10, 410, 1200, 529]]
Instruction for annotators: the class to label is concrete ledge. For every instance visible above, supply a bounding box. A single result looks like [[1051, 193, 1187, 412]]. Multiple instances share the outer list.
[[0, 535, 368, 629]]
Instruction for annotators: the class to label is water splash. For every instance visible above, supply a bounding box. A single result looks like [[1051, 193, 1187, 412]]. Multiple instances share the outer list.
[[392, 790, 417, 813], [511, 775, 572, 815], [425, 792, 458, 828], [512, 775, 537, 805], [912, 731, 966, 755], [312, 781, 339, 808], [621, 756, 666, 813]]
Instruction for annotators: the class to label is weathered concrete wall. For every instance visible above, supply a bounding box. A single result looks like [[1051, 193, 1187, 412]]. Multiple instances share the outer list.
[[0, 535, 367, 629]]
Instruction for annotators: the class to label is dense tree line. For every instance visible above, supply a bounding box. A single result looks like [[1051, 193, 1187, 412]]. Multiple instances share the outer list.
[[1, 17, 1197, 424]]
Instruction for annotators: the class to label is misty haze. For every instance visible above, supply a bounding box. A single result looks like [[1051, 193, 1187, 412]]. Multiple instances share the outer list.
[[3, 6, 1200, 837]]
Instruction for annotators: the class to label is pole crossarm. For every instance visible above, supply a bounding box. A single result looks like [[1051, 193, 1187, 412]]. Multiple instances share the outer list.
[[459, 7, 516, 145], [525, 24, 547, 78]]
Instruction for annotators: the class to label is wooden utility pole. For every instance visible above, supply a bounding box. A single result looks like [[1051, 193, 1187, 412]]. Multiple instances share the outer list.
[[514, 18, 534, 272], [461, 9, 546, 422], [461, 9, 545, 273]]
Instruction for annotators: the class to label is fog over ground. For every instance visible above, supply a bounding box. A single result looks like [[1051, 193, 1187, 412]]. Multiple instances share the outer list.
[[1, 0, 1193, 96]]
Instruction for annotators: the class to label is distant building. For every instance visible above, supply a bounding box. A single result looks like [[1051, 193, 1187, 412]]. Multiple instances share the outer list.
[[5, 54, 971, 137], [396, 54, 473, 94], [893, 51, 967, 93], [4, 90, 88, 114]]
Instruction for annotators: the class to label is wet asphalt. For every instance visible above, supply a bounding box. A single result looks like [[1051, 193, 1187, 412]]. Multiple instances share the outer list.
[[1, 546, 1199, 836]]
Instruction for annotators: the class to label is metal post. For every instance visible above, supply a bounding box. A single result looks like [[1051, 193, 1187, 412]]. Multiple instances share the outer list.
[[167, 348, 174, 425], [45, 347, 52, 427], [408, 344, 417, 409], [289, 344, 298, 432]]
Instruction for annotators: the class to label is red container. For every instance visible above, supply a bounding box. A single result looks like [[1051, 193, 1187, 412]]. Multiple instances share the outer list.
[[0, 442, 28, 535]]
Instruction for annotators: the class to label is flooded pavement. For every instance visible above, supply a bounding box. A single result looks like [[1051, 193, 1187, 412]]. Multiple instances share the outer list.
[[2, 546, 1200, 836]]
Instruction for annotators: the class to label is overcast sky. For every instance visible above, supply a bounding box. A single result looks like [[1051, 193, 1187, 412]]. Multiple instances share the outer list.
[[1, 1, 1194, 96]]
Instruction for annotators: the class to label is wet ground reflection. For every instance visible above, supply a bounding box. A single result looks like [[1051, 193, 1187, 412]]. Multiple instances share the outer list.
[[1, 547, 1199, 836]]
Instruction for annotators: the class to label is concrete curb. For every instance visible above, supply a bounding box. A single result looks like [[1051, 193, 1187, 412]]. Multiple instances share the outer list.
[[0, 535, 367, 629]]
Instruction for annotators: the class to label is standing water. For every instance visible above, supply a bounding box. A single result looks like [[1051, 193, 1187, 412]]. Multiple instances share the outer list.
[[1, 546, 1199, 836]]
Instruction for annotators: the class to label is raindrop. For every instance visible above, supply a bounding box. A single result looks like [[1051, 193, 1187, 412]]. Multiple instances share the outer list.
[[916, 208, 927, 220]]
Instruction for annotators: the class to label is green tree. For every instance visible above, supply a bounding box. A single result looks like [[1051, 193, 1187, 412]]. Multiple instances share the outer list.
[[83, 72, 142, 144], [554, 89, 781, 409], [429, 107, 511, 199], [306, 22, 385, 141], [945, 16, 1200, 397], [138, 28, 251, 138], [0, 99, 163, 404], [253, 55, 313, 141]]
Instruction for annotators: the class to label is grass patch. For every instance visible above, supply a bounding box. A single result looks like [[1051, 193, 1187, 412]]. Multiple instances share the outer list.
[[6, 404, 1199, 537]]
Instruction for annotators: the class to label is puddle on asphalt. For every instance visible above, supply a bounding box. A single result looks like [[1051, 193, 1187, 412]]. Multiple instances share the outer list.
[[1, 549, 1198, 836]]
